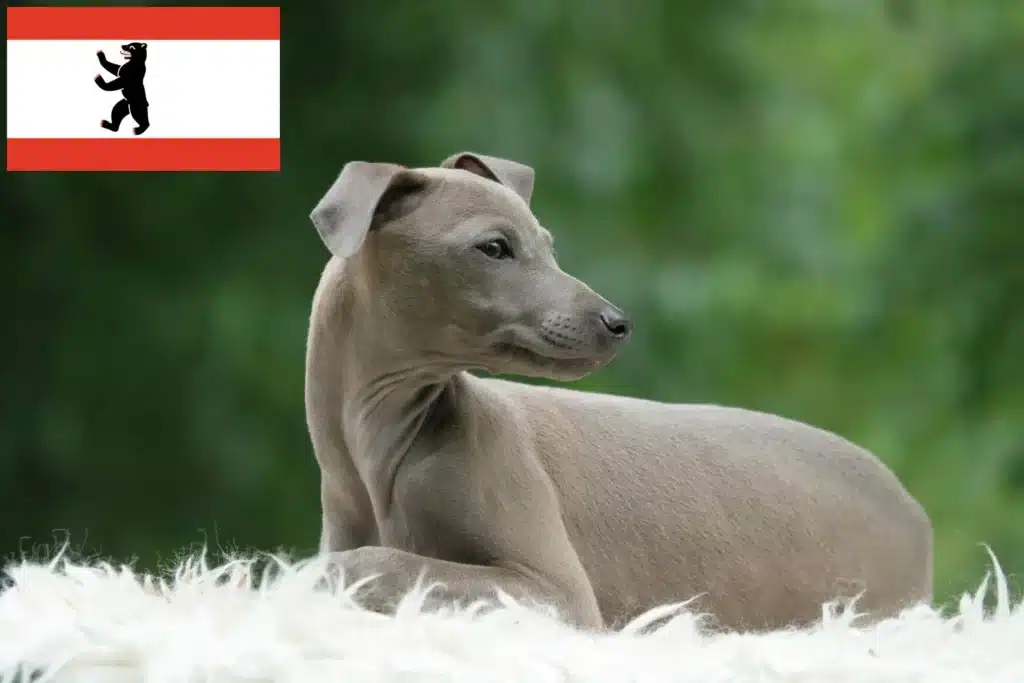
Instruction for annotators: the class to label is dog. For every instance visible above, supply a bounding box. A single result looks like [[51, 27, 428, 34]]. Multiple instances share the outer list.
[[304, 151, 933, 631]]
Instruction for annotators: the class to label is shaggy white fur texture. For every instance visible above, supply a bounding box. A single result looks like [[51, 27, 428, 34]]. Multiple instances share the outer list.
[[1, 550, 1021, 683]]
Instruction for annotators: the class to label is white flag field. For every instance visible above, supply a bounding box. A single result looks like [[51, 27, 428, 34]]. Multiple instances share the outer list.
[[6, 6, 280, 171]]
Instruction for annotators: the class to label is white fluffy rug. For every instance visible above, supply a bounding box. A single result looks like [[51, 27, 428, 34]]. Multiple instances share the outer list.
[[1, 550, 1021, 683]]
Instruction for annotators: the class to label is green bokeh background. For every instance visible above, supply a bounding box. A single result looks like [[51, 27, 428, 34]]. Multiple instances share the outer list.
[[3, 0, 1022, 607]]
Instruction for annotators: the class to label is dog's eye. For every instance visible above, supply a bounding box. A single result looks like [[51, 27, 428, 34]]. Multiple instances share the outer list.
[[476, 238, 514, 260]]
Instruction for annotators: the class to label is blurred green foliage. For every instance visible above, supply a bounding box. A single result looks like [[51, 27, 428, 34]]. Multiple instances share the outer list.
[[2, 0, 1022, 606]]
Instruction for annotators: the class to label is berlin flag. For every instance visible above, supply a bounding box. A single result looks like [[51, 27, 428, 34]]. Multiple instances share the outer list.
[[6, 6, 280, 172]]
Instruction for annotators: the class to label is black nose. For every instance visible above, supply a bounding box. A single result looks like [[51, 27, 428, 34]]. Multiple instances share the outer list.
[[599, 307, 633, 340]]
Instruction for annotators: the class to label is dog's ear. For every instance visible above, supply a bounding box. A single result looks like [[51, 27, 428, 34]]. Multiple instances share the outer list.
[[441, 152, 535, 205], [309, 161, 426, 258]]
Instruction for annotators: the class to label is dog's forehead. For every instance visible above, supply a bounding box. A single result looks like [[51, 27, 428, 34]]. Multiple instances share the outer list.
[[418, 167, 532, 218]]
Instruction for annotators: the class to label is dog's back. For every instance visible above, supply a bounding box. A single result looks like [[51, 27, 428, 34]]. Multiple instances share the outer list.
[[481, 376, 933, 629]]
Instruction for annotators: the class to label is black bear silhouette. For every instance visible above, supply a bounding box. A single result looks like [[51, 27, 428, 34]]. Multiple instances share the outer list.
[[95, 42, 149, 135]]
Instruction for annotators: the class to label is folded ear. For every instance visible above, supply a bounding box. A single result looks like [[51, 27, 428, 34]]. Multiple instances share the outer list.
[[441, 151, 535, 205], [309, 161, 425, 258]]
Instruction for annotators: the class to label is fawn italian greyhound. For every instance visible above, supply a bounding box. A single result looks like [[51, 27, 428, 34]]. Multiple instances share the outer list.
[[304, 152, 932, 631]]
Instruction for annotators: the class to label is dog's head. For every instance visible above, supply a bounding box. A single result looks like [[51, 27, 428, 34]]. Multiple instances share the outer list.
[[309, 152, 632, 380]]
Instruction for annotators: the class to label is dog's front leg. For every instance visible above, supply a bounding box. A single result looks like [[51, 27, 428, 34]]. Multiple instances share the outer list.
[[323, 546, 603, 630], [319, 474, 378, 552]]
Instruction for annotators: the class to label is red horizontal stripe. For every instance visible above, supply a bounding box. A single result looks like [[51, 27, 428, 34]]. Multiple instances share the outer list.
[[6, 6, 280, 41], [7, 138, 280, 172]]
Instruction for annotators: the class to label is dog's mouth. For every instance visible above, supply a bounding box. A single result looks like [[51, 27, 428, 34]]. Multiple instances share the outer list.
[[492, 341, 607, 374], [485, 324, 618, 379]]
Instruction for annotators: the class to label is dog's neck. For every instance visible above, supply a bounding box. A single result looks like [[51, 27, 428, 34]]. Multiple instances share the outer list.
[[307, 258, 469, 515]]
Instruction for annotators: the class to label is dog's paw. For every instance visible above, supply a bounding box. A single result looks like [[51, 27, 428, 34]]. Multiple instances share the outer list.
[[322, 547, 404, 611]]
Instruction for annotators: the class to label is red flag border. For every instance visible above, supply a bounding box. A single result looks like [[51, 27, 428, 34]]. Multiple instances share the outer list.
[[6, 138, 281, 172], [6, 7, 280, 41]]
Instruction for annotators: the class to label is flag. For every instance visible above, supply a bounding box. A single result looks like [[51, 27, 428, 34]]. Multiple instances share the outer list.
[[6, 6, 280, 172]]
